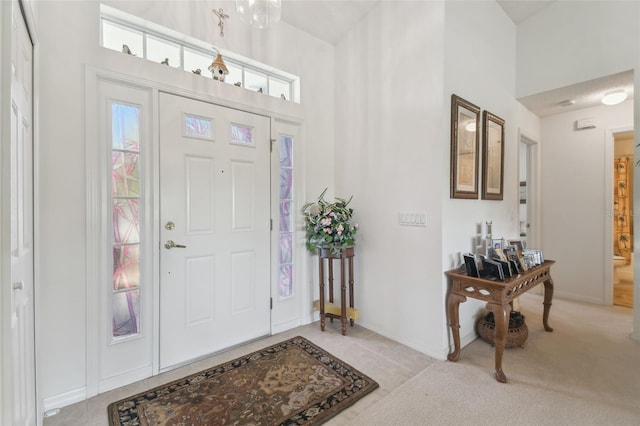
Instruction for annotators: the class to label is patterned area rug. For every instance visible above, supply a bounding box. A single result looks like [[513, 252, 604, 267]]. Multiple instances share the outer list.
[[108, 336, 379, 425]]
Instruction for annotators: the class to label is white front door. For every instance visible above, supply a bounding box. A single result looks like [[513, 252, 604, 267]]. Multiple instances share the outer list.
[[159, 93, 271, 369], [2, 0, 36, 424]]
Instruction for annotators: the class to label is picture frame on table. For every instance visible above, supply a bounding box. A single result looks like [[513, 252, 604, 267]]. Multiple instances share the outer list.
[[450, 94, 481, 199], [463, 253, 480, 277], [492, 238, 505, 249], [507, 239, 525, 252]]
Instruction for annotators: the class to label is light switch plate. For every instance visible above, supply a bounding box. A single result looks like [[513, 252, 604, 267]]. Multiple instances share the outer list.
[[399, 212, 427, 227]]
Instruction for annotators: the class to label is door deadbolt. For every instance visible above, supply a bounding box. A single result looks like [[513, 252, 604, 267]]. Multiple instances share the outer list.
[[165, 221, 175, 230], [164, 240, 187, 249]]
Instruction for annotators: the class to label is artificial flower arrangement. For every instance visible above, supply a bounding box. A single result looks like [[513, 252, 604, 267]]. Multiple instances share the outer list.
[[302, 188, 358, 255]]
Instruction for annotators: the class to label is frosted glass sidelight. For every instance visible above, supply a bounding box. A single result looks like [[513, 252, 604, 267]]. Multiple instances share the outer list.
[[111, 103, 140, 151], [113, 245, 140, 291], [279, 265, 293, 298], [278, 134, 294, 298], [279, 233, 292, 264], [112, 290, 140, 337], [279, 136, 292, 167], [279, 169, 292, 199], [111, 101, 142, 339], [113, 199, 140, 244], [112, 152, 140, 197], [279, 201, 292, 233]]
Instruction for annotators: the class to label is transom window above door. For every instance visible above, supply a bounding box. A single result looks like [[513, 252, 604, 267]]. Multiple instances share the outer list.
[[99, 4, 299, 102]]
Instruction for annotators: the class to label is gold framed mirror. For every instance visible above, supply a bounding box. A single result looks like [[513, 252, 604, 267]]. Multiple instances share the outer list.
[[481, 110, 505, 200], [450, 94, 480, 199]]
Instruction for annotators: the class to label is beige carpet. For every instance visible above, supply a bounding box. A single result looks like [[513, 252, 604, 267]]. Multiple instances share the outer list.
[[347, 294, 640, 426]]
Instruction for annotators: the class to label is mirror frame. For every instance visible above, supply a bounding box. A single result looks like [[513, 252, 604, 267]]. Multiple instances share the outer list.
[[481, 110, 505, 200], [450, 94, 481, 199]]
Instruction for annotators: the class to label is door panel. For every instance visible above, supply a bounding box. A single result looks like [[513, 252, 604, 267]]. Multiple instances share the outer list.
[[3, 0, 36, 424], [159, 93, 271, 369]]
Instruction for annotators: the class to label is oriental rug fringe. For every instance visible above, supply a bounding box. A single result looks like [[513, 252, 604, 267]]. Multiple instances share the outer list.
[[108, 336, 378, 425]]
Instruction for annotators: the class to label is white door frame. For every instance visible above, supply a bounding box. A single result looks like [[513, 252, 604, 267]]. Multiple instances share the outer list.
[[518, 131, 540, 248], [604, 126, 634, 306], [85, 67, 307, 400]]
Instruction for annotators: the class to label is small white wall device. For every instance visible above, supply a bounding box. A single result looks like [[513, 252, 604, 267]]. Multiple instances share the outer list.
[[575, 118, 596, 130]]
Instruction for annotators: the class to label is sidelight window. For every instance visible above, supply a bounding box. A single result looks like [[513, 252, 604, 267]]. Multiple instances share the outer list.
[[278, 135, 294, 298], [111, 102, 142, 339]]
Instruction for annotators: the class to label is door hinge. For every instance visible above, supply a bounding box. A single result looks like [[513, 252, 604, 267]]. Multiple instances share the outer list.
[[270, 218, 273, 231], [270, 138, 276, 152], [270, 297, 273, 310]]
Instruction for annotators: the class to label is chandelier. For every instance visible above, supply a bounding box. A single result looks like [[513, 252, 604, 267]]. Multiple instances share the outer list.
[[235, 0, 282, 29]]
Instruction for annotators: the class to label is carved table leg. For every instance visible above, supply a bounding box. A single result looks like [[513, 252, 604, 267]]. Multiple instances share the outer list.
[[447, 292, 466, 362], [543, 277, 554, 332], [318, 254, 325, 331], [488, 302, 511, 383]]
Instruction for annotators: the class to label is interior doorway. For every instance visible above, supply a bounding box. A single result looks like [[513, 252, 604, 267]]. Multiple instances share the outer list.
[[519, 133, 539, 249], [613, 130, 634, 308]]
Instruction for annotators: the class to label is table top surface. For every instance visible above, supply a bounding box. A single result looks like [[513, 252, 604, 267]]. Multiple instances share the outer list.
[[445, 259, 555, 285]]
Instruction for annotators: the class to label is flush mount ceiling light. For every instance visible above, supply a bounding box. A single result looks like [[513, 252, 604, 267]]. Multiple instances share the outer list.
[[465, 121, 476, 132], [235, 0, 282, 29], [601, 90, 628, 106]]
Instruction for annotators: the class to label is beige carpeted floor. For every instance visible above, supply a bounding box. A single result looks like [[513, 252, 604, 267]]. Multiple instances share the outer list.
[[340, 293, 640, 426], [46, 293, 639, 426]]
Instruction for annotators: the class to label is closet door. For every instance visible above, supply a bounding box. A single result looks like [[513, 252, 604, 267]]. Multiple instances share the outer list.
[[1, 0, 36, 424]]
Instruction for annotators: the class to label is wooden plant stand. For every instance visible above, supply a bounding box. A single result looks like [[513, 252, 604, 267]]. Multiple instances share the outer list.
[[317, 246, 358, 335]]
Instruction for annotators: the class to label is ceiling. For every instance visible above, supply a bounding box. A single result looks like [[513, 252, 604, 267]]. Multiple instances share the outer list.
[[279, 1, 553, 46], [496, 0, 555, 24], [281, 0, 380, 45], [279, 0, 633, 117]]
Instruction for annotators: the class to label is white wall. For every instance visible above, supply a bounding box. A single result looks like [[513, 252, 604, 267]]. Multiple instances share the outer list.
[[540, 100, 633, 303], [334, 1, 446, 357], [35, 0, 335, 409], [441, 2, 522, 348], [333, 1, 532, 359], [516, 0, 640, 339]]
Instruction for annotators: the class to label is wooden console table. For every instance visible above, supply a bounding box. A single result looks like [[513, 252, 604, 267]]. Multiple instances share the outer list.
[[317, 246, 358, 335], [445, 260, 555, 383]]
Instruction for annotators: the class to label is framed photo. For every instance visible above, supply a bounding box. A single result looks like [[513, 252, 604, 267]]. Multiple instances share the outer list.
[[492, 238, 504, 249], [450, 94, 480, 199], [481, 110, 505, 200], [508, 239, 525, 252]]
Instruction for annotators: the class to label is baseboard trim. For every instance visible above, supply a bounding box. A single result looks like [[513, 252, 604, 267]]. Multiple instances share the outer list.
[[271, 317, 303, 334], [42, 386, 87, 413], [98, 365, 153, 394]]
